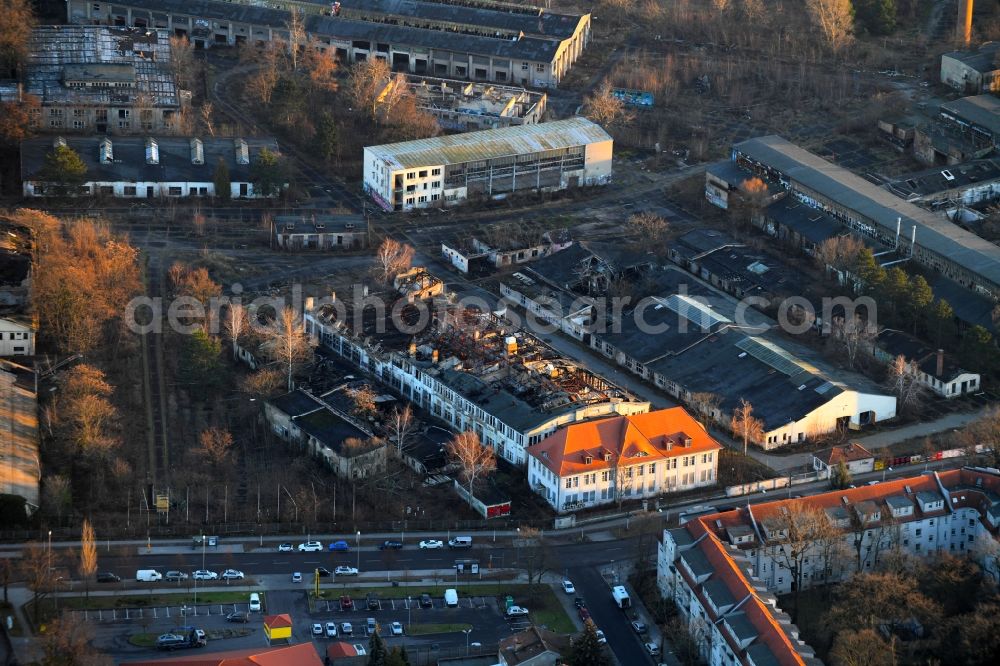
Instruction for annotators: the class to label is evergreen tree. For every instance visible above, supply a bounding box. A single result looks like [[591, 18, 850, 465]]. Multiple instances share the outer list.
[[569, 620, 610, 666], [906, 275, 934, 334], [386, 647, 409, 666], [830, 460, 853, 489], [856, 0, 896, 35], [180, 328, 226, 394], [959, 325, 999, 374], [882, 267, 910, 325], [367, 629, 388, 666], [928, 299, 955, 347], [855, 248, 886, 296], [39, 144, 87, 195], [213, 158, 231, 201], [315, 111, 338, 163], [250, 147, 286, 198]]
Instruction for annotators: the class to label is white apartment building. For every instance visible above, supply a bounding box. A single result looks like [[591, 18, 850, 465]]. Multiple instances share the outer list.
[[657, 467, 1000, 665], [527, 408, 722, 513], [0, 319, 34, 356], [363, 118, 613, 212]]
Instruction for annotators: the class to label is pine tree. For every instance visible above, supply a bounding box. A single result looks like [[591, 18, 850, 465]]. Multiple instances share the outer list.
[[213, 158, 230, 201], [386, 647, 409, 666], [315, 111, 338, 163], [928, 299, 954, 347], [959, 325, 999, 374], [855, 248, 886, 296], [39, 144, 87, 195], [830, 460, 853, 489], [907, 275, 933, 334], [882, 267, 910, 325], [569, 620, 610, 666], [250, 147, 285, 198], [367, 629, 388, 666]]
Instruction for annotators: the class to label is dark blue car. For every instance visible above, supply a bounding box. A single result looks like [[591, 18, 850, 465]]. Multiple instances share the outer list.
[[329, 540, 350, 551]]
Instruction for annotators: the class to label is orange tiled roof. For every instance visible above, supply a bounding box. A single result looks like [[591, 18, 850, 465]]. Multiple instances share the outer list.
[[325, 642, 359, 659], [120, 642, 322, 666], [527, 407, 722, 476]]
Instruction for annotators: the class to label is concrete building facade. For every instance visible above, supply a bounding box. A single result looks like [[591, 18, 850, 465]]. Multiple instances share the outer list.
[[68, 0, 591, 88], [0, 319, 34, 357], [363, 117, 613, 211], [940, 43, 1000, 93]]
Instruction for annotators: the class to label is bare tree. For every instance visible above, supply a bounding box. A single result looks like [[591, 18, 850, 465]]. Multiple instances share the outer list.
[[830, 317, 878, 369], [265, 307, 312, 390], [198, 427, 235, 469], [626, 212, 669, 252], [20, 542, 56, 625], [885, 356, 926, 414], [168, 35, 197, 91], [286, 8, 305, 70], [199, 102, 215, 137], [388, 404, 416, 456], [806, 0, 854, 51], [517, 527, 552, 584], [447, 431, 497, 501], [730, 398, 764, 455], [761, 503, 838, 622], [41, 615, 112, 666], [347, 59, 392, 121], [612, 459, 635, 509], [349, 386, 378, 420], [79, 519, 97, 603], [373, 237, 416, 284], [224, 303, 248, 359], [583, 81, 634, 127], [814, 235, 865, 276]]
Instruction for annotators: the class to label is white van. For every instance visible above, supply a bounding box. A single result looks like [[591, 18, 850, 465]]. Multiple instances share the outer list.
[[444, 589, 458, 608], [249, 593, 261, 612], [136, 569, 162, 582], [448, 536, 472, 549]]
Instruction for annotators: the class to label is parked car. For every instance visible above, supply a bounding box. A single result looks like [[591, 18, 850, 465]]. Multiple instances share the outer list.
[[595, 629, 607, 645], [340, 595, 354, 611], [506, 606, 529, 617], [631, 620, 648, 634], [573, 597, 586, 608], [316, 567, 333, 578], [335, 566, 359, 576], [420, 593, 433, 608], [249, 593, 261, 612], [191, 570, 217, 581], [165, 571, 189, 582], [221, 569, 244, 580], [291, 572, 302, 583], [326, 622, 338, 638], [278, 543, 293, 552], [390, 622, 404, 636], [379, 540, 403, 550], [96, 572, 121, 583], [225, 612, 249, 623], [155, 634, 188, 651], [353, 644, 367, 656], [645, 643, 660, 657], [366, 593, 380, 610], [298, 541, 322, 552], [366, 618, 377, 635], [329, 540, 350, 551], [561, 580, 575, 594], [578, 607, 591, 621], [312, 623, 323, 637], [340, 622, 353, 636], [419, 540, 443, 549]]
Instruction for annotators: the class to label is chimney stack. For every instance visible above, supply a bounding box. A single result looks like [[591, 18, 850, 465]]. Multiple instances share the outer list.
[[936, 349, 944, 378], [957, 0, 974, 46]]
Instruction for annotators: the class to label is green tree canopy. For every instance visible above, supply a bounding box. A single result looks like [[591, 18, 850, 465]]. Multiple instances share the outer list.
[[568, 620, 610, 666], [855, 0, 896, 35], [367, 629, 388, 666], [250, 147, 286, 198], [39, 144, 87, 195], [928, 298, 954, 346], [213, 158, 231, 201], [179, 328, 226, 394], [315, 111, 338, 163]]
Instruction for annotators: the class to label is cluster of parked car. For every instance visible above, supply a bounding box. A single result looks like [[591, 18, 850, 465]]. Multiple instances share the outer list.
[[134, 569, 245, 582], [282, 537, 472, 552], [155, 627, 206, 651]]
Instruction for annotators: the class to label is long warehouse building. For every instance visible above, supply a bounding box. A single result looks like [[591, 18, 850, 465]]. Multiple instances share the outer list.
[[68, 0, 591, 88], [732, 135, 1000, 299], [363, 117, 613, 211]]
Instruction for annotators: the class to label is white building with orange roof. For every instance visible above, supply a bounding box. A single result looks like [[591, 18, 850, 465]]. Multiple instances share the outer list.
[[526, 407, 722, 513]]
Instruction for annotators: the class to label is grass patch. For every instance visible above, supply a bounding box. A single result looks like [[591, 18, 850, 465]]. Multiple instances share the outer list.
[[526, 586, 576, 634], [128, 633, 159, 648], [407, 622, 473, 636], [24, 591, 264, 627], [312, 583, 521, 601]]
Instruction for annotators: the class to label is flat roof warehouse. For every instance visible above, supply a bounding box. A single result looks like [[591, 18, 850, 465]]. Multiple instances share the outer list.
[[735, 135, 1000, 291], [366, 117, 611, 169], [104, 0, 584, 63]]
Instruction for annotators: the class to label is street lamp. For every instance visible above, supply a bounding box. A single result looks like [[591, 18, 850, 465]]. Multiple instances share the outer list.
[[882, 466, 893, 482], [515, 528, 520, 568], [356, 531, 361, 570], [407, 595, 412, 629], [462, 628, 472, 655]]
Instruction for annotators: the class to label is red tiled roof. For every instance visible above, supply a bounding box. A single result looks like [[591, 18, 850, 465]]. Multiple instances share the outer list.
[[325, 643, 359, 659], [120, 642, 322, 666], [263, 614, 292, 629], [814, 442, 874, 466], [527, 407, 722, 476]]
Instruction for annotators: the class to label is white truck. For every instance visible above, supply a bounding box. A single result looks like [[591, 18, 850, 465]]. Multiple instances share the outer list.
[[136, 569, 163, 582], [612, 585, 631, 609]]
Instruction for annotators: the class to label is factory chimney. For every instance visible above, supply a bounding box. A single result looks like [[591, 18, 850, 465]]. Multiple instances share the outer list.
[[957, 0, 974, 46]]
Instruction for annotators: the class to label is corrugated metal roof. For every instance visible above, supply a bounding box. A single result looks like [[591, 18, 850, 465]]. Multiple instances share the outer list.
[[365, 117, 611, 169], [736, 135, 1000, 289], [940, 94, 1000, 135]]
